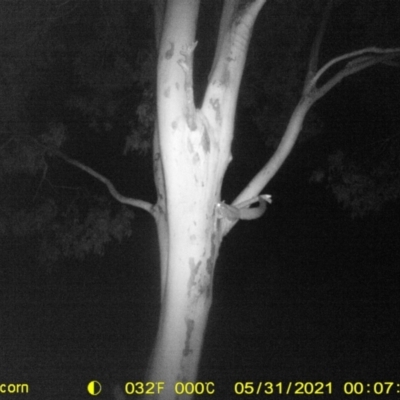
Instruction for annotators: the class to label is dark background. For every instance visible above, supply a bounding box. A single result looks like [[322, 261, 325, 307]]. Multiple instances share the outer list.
[[1, 1, 400, 399]]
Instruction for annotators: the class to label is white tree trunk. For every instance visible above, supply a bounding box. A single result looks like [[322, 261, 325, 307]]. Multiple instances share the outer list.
[[143, 1, 266, 398]]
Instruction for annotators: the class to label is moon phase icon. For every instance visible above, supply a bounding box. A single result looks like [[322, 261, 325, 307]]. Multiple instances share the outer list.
[[87, 380, 102, 396]]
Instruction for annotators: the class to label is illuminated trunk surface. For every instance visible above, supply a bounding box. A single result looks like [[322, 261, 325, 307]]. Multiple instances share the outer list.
[[142, 1, 266, 398]]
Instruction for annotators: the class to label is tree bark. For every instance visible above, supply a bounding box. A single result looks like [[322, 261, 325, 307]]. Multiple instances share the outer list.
[[144, 1, 266, 398]]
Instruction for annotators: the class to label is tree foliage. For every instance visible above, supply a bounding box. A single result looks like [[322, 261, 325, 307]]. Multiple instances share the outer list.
[[1, 0, 399, 267], [0, 0, 142, 265]]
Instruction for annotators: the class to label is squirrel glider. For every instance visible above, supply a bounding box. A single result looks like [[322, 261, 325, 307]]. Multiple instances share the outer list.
[[216, 194, 272, 221]]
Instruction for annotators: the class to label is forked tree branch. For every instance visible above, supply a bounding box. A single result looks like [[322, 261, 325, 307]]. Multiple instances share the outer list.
[[226, 6, 400, 235], [305, 47, 400, 94], [312, 51, 400, 101], [304, 0, 334, 88]]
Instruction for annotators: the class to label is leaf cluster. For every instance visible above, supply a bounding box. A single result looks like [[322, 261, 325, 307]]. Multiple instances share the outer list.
[[0, 191, 135, 268], [0, 1, 153, 269], [326, 150, 400, 218]]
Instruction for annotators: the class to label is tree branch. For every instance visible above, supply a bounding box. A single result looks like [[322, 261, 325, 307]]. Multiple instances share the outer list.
[[232, 97, 313, 207], [51, 149, 155, 216], [304, 0, 333, 89], [305, 47, 400, 94], [225, 35, 400, 236], [313, 53, 399, 101], [207, 0, 237, 83]]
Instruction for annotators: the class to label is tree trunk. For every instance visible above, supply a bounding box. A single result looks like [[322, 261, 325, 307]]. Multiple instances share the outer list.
[[147, 202, 221, 397], [143, 1, 266, 398]]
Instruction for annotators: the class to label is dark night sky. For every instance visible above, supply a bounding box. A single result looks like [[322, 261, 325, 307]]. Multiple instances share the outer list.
[[1, 1, 400, 399]]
